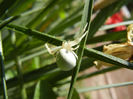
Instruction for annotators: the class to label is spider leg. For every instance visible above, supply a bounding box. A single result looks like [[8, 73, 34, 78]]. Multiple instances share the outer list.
[[45, 43, 61, 55], [70, 30, 88, 46], [71, 51, 78, 59], [77, 30, 88, 43], [45, 43, 54, 55], [69, 23, 88, 47], [80, 23, 88, 35], [77, 23, 88, 41], [72, 45, 79, 50]]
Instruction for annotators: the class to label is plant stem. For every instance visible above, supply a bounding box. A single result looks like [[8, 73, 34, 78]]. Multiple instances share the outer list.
[[0, 32, 8, 99], [0, 15, 20, 30], [10, 30, 27, 99], [67, 0, 93, 99]]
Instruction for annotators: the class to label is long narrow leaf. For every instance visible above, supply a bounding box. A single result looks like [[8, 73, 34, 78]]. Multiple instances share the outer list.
[[67, 0, 93, 99], [27, 0, 60, 28], [7, 24, 62, 46], [59, 81, 133, 96], [87, 30, 126, 44], [84, 48, 133, 70], [78, 81, 133, 93], [6, 23, 133, 70], [55, 66, 121, 86], [0, 15, 20, 29], [0, 0, 17, 18], [0, 32, 8, 99], [0, 58, 94, 92], [100, 20, 133, 31], [87, 0, 130, 40]]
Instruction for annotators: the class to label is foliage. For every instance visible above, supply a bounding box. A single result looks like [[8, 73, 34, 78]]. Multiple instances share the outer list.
[[0, 0, 133, 99]]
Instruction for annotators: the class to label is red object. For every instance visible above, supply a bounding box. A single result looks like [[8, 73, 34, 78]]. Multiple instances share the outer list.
[[106, 12, 126, 32]]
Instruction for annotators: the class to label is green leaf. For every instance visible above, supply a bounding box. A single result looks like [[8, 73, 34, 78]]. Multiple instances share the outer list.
[[100, 20, 133, 31], [0, 0, 17, 18], [32, 57, 40, 70], [56, 66, 120, 86], [1, 0, 133, 98], [87, 30, 126, 44], [71, 88, 80, 99], [0, 15, 20, 30], [6, 0, 36, 16], [84, 48, 133, 70], [1, 58, 93, 91], [48, 6, 83, 35], [27, 0, 60, 28], [5, 23, 133, 70], [78, 81, 133, 93], [38, 0, 75, 32], [67, 0, 94, 99], [33, 80, 57, 99], [0, 32, 8, 99], [7, 24, 62, 45], [87, 0, 125, 40], [59, 81, 133, 96]]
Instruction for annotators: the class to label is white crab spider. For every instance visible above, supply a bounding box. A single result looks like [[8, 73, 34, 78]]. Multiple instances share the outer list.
[[45, 24, 88, 71]]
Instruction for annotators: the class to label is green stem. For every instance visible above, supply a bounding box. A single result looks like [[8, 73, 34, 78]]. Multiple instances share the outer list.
[[15, 57, 24, 88], [55, 66, 121, 86], [10, 30, 27, 99], [15, 57, 27, 99], [59, 81, 133, 96], [67, 0, 93, 99], [0, 32, 8, 99], [78, 81, 133, 93], [0, 15, 20, 30]]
